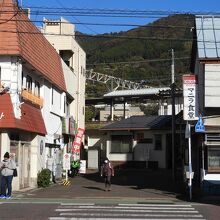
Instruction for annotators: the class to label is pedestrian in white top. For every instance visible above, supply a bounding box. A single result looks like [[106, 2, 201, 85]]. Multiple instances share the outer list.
[[0, 152, 16, 199]]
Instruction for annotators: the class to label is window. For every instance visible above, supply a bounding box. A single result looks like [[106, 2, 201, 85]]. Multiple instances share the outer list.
[[26, 75, 32, 91], [136, 133, 144, 142], [136, 133, 153, 144], [208, 146, 220, 172], [34, 81, 40, 97], [154, 134, 162, 150], [111, 135, 132, 153]]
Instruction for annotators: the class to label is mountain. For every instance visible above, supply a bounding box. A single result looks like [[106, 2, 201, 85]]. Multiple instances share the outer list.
[[76, 14, 194, 97]]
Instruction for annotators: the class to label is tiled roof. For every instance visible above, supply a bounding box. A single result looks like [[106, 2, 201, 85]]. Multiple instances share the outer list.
[[0, 94, 47, 135], [195, 15, 220, 59], [101, 115, 172, 131], [0, 0, 66, 91], [104, 87, 170, 98]]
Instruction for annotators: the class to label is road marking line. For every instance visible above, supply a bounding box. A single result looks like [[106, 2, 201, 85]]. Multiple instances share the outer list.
[[50, 218, 205, 220], [56, 206, 195, 210], [60, 203, 94, 206], [119, 203, 192, 207], [60, 212, 204, 217], [56, 208, 198, 213]]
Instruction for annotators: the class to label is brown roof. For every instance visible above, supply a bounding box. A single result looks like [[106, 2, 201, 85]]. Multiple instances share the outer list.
[[0, 0, 66, 91], [0, 93, 47, 135]]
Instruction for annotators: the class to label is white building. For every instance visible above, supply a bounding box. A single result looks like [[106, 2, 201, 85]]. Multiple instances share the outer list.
[[42, 17, 86, 131], [0, 1, 77, 190], [99, 115, 173, 169], [192, 15, 220, 193], [99, 104, 144, 121]]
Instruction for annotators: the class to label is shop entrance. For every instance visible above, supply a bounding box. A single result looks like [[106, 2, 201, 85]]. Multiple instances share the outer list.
[[19, 143, 31, 188]]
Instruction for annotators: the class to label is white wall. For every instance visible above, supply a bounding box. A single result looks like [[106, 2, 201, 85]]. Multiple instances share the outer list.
[[204, 64, 220, 107], [0, 56, 22, 119], [88, 136, 101, 147], [203, 173, 220, 182], [42, 81, 63, 144]]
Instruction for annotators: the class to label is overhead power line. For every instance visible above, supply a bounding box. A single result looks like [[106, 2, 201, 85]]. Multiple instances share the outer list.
[[0, 18, 195, 29], [0, 11, 192, 19], [86, 57, 191, 66], [2, 7, 220, 18], [0, 29, 198, 43], [21, 6, 220, 16]]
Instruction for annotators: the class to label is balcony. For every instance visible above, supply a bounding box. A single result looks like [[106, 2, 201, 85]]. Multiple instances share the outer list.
[[21, 89, 43, 108]]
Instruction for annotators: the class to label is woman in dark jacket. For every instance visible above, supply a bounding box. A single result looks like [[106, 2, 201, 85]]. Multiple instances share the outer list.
[[100, 158, 114, 191]]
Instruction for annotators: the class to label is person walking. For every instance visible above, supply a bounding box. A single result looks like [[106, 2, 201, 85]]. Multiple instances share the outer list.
[[100, 158, 114, 191], [0, 152, 16, 199]]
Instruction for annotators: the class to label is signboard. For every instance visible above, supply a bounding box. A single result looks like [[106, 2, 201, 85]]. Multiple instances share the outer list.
[[72, 128, 85, 153], [69, 116, 75, 135], [79, 160, 86, 174], [63, 153, 71, 170], [72, 128, 85, 160], [183, 75, 199, 121], [195, 115, 205, 133]]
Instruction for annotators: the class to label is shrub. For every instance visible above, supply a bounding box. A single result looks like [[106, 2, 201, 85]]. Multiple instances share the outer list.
[[37, 168, 51, 188]]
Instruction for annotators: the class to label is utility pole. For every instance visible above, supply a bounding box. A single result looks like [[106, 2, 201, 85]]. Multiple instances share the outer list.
[[171, 49, 176, 180]]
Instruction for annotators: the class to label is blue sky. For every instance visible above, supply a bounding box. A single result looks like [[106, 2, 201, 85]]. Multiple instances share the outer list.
[[21, 0, 220, 34]]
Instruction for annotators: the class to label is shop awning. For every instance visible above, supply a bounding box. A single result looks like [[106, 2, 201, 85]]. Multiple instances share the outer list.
[[0, 94, 47, 135]]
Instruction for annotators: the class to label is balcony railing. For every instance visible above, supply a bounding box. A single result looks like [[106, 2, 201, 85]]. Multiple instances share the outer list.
[[21, 89, 43, 108]]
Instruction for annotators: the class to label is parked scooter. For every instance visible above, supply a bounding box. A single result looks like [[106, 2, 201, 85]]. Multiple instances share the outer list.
[[68, 160, 80, 178]]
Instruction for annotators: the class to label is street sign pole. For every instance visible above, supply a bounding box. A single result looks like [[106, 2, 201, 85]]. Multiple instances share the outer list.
[[63, 153, 71, 182], [171, 49, 176, 180], [187, 121, 192, 200]]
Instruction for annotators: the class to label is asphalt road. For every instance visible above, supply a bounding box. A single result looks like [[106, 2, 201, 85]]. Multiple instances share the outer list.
[[0, 201, 219, 220], [0, 169, 218, 219]]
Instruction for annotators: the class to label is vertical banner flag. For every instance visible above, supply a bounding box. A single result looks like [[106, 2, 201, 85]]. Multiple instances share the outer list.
[[72, 128, 85, 160], [183, 75, 199, 121]]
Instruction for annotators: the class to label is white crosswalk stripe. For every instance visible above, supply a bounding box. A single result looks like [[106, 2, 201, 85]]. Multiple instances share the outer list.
[[48, 203, 206, 220]]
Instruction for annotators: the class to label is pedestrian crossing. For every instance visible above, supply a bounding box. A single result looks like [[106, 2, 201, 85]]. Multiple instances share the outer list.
[[48, 203, 206, 220]]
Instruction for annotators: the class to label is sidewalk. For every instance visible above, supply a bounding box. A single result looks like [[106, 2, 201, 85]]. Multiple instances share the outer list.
[[13, 169, 185, 203]]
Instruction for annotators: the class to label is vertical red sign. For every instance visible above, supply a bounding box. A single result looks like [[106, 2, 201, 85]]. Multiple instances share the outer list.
[[72, 128, 85, 155]]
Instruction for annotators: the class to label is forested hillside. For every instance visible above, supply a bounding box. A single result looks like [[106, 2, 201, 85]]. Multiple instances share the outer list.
[[77, 14, 194, 98]]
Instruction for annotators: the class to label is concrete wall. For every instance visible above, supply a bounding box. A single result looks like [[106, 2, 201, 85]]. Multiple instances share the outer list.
[[43, 18, 86, 130]]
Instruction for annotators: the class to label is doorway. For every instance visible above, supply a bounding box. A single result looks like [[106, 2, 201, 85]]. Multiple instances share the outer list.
[[19, 143, 31, 189]]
